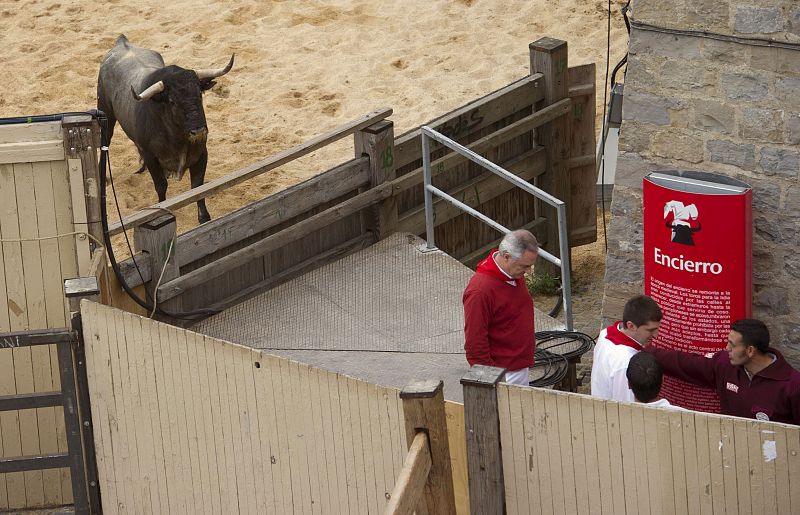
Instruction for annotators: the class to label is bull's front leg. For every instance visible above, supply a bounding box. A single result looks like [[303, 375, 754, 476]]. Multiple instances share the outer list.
[[190, 150, 211, 224], [145, 157, 169, 203]]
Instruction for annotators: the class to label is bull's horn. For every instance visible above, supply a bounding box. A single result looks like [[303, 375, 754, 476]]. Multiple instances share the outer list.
[[131, 80, 165, 101], [195, 54, 235, 80]]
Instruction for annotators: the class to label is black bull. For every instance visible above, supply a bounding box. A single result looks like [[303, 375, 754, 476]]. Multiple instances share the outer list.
[[97, 35, 233, 223]]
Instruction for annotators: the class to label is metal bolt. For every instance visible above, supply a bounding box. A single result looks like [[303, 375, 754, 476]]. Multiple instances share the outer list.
[[84, 421, 90, 427], [90, 481, 97, 487], [77, 233, 87, 240]]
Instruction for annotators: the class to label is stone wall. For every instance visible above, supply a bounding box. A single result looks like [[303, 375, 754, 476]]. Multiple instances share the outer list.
[[602, 0, 800, 365]]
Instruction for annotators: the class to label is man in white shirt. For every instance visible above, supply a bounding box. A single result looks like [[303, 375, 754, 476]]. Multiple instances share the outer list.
[[626, 351, 684, 410], [591, 295, 662, 402]]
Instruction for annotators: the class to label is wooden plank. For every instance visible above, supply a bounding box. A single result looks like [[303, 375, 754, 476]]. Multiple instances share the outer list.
[[50, 159, 78, 322], [356, 378, 377, 512], [366, 382, 386, 511], [519, 390, 541, 515], [14, 161, 46, 507], [393, 74, 545, 168], [742, 420, 759, 515], [0, 120, 62, 144], [82, 303, 119, 513], [691, 412, 713, 515], [705, 415, 725, 513], [604, 401, 625, 515], [531, 38, 571, 274], [241, 348, 267, 514], [498, 385, 521, 513], [617, 403, 638, 515], [554, 393, 577, 515], [630, 405, 651, 515], [348, 376, 369, 514], [0, 140, 64, 164], [214, 336, 244, 510], [281, 360, 308, 514], [541, 390, 564, 515], [444, 401, 469, 515], [567, 63, 597, 246], [143, 313, 169, 514], [656, 410, 676, 515], [384, 432, 431, 515], [224, 343, 248, 512], [160, 321, 189, 512], [253, 353, 279, 514], [268, 355, 294, 512], [643, 407, 661, 515], [754, 422, 777, 515], [680, 412, 701, 515], [299, 363, 322, 513], [117, 308, 144, 514], [30, 159, 63, 506], [108, 108, 391, 234], [385, 386, 404, 511], [325, 370, 348, 515], [104, 304, 130, 511], [720, 417, 739, 515], [574, 397, 595, 515], [231, 345, 256, 514], [773, 424, 791, 515], [148, 311, 175, 513], [0, 163, 16, 508], [125, 313, 153, 513], [0, 161, 27, 510], [592, 399, 612, 515], [180, 325, 206, 513], [311, 367, 334, 512], [529, 389, 553, 515], [786, 425, 800, 514], [67, 159, 91, 276]]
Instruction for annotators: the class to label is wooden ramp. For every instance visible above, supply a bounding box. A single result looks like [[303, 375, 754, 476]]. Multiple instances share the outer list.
[[193, 233, 563, 402]]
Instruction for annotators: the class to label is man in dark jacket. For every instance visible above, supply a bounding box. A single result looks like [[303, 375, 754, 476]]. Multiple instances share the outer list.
[[646, 319, 800, 424], [463, 230, 538, 386]]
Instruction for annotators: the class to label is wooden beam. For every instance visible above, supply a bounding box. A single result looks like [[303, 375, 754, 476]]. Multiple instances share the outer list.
[[391, 98, 571, 195], [107, 108, 392, 235], [531, 38, 571, 276], [157, 183, 392, 302], [0, 140, 64, 164], [356, 120, 397, 239], [461, 366, 506, 515], [568, 83, 594, 98], [384, 432, 432, 515], [399, 381, 457, 515]]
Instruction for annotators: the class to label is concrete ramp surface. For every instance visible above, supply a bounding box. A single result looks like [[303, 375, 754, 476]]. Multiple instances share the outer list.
[[194, 233, 561, 401]]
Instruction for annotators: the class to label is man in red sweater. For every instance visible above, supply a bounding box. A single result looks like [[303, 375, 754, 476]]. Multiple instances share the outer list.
[[646, 319, 800, 425], [463, 229, 538, 386]]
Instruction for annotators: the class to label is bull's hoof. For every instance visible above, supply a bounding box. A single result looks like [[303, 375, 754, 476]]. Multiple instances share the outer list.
[[134, 165, 146, 174]]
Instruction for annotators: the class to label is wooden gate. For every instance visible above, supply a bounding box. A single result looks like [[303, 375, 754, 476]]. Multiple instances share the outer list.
[[0, 115, 102, 510]]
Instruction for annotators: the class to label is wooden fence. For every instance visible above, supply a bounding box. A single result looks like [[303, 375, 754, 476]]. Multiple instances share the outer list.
[[109, 37, 596, 319], [0, 115, 102, 510], [80, 300, 467, 514], [462, 366, 800, 515]]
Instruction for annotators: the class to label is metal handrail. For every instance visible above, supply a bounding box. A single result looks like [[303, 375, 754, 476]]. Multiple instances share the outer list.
[[420, 126, 573, 330]]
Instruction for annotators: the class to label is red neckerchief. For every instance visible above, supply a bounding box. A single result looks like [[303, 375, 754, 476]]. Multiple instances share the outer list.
[[475, 249, 522, 286], [605, 321, 643, 351]]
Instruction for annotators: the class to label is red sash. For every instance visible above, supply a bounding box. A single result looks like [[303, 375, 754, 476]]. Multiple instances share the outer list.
[[605, 321, 643, 351]]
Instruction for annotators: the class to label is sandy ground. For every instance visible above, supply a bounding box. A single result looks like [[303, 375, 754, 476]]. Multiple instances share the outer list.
[[1, 0, 627, 247]]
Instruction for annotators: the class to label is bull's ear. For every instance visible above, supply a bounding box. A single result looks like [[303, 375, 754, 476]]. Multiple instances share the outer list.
[[199, 79, 217, 92]]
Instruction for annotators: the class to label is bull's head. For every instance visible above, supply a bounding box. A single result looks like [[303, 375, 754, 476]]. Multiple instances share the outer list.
[[131, 55, 234, 143]]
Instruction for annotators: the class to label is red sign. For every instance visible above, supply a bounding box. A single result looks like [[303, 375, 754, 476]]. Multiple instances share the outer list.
[[643, 171, 752, 413]]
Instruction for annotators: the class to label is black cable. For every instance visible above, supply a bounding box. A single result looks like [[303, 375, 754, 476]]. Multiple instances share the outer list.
[[96, 112, 218, 320], [599, 0, 612, 253], [631, 17, 800, 51]]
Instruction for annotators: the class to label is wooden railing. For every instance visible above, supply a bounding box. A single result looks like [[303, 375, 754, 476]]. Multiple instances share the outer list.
[[108, 37, 596, 319]]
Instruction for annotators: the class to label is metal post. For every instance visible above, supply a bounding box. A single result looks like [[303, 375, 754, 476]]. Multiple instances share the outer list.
[[557, 204, 573, 331], [421, 131, 436, 250]]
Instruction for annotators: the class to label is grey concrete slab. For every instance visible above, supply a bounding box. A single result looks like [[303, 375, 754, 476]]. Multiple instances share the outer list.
[[193, 233, 563, 402]]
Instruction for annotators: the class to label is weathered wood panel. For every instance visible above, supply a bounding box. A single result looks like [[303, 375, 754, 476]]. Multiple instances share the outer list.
[[81, 301, 410, 514], [496, 385, 800, 515]]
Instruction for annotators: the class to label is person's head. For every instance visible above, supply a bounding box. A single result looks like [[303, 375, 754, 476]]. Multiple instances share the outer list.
[[626, 351, 663, 403], [621, 295, 662, 346], [495, 230, 539, 279], [727, 319, 770, 366]]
